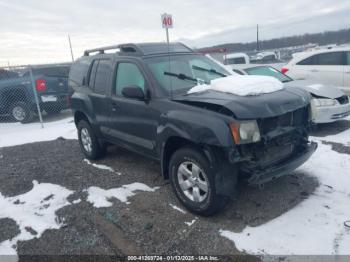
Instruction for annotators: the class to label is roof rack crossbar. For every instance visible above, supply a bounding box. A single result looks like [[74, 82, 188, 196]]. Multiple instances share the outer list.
[[84, 44, 143, 56]]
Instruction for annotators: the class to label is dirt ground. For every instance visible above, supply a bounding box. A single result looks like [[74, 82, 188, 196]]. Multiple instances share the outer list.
[[0, 120, 349, 262]]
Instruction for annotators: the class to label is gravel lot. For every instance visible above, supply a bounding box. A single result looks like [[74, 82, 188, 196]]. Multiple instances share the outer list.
[[0, 117, 349, 261]]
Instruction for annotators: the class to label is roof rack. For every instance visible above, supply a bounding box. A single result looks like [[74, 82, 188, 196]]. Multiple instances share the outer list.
[[83, 42, 194, 57], [83, 44, 143, 56]]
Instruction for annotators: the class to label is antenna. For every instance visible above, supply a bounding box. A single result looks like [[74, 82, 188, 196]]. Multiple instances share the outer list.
[[256, 24, 260, 52], [68, 35, 75, 62]]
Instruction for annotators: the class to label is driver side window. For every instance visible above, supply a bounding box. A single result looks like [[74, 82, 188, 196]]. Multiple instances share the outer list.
[[115, 63, 145, 96]]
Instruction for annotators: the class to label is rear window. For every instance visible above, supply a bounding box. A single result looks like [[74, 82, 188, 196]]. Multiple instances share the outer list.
[[225, 57, 246, 65], [0, 70, 19, 80], [33, 66, 70, 77]]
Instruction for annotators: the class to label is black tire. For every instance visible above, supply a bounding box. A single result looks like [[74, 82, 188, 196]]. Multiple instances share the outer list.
[[169, 147, 229, 216], [45, 106, 62, 115], [10, 101, 35, 123], [77, 120, 106, 160]]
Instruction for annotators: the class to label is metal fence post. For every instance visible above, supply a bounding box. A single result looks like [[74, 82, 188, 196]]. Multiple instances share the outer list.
[[28, 66, 44, 128]]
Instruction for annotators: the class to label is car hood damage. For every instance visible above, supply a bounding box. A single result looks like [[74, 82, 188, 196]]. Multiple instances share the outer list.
[[285, 80, 345, 99], [173, 86, 310, 120]]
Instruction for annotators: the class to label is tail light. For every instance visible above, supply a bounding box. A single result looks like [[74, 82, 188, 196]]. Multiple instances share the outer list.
[[35, 79, 47, 92], [281, 67, 289, 74]]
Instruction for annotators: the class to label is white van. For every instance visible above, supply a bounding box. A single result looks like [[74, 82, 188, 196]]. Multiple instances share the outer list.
[[223, 53, 250, 65]]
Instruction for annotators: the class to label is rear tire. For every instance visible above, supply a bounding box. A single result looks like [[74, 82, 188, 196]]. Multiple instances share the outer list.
[[169, 147, 229, 216], [10, 101, 35, 123], [77, 120, 106, 160]]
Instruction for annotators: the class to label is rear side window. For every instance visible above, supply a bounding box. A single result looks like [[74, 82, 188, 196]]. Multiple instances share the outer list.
[[297, 52, 344, 65], [92, 60, 112, 95], [115, 63, 145, 96], [346, 52, 350, 65], [88, 60, 99, 88], [69, 59, 91, 88]]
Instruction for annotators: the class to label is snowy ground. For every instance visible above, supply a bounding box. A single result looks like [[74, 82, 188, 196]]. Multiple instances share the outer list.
[[0, 115, 350, 258]]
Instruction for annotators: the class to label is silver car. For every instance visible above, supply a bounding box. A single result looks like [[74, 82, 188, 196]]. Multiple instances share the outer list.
[[232, 65, 350, 124]]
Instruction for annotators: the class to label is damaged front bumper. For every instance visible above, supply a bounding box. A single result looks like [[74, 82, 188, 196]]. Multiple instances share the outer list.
[[243, 141, 318, 185], [312, 102, 350, 124]]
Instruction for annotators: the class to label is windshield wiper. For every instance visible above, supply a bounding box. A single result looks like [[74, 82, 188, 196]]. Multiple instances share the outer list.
[[164, 71, 199, 83], [192, 65, 227, 77]]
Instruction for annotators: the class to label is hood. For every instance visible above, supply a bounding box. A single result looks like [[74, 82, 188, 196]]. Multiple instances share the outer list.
[[285, 80, 344, 99], [173, 86, 310, 120]]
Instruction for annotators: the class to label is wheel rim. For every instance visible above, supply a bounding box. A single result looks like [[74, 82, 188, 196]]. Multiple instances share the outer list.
[[177, 161, 209, 203], [12, 106, 26, 121], [81, 128, 92, 153]]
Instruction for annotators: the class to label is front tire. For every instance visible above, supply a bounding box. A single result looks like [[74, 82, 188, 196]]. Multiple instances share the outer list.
[[169, 147, 229, 216], [10, 101, 35, 123], [77, 120, 106, 160]]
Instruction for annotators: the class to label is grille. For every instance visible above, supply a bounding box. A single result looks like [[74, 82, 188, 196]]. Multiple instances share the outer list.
[[336, 95, 349, 105], [258, 106, 308, 135]]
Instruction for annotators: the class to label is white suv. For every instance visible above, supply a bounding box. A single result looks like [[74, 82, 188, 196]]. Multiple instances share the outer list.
[[281, 47, 350, 95]]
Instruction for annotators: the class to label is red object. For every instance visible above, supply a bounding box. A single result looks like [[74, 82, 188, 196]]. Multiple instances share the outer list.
[[281, 67, 289, 74], [35, 79, 47, 92]]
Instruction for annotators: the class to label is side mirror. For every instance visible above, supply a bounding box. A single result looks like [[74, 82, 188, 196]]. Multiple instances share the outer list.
[[122, 85, 145, 100]]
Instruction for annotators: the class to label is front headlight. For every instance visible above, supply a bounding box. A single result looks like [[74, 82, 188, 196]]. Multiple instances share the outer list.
[[230, 121, 261, 144], [312, 98, 338, 107]]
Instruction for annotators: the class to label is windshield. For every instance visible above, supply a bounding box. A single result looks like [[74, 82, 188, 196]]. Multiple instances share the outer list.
[[144, 54, 230, 94], [244, 66, 293, 83]]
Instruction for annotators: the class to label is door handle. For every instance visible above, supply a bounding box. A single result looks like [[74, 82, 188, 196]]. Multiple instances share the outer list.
[[112, 102, 118, 112], [345, 71, 350, 74], [310, 69, 319, 73]]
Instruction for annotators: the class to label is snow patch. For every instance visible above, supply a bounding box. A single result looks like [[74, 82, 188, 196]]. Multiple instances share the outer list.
[[0, 117, 77, 148], [187, 75, 284, 96], [220, 143, 350, 255], [86, 183, 159, 208], [185, 219, 197, 227], [72, 199, 81, 204], [169, 204, 187, 214], [83, 159, 118, 174], [0, 181, 73, 255]]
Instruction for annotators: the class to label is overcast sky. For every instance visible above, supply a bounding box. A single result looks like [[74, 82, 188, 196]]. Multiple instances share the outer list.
[[1, 0, 349, 65]]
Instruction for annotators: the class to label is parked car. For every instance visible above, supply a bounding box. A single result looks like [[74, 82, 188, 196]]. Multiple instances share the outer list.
[[0, 65, 70, 123], [232, 65, 350, 124], [250, 51, 280, 63], [70, 42, 316, 215], [281, 47, 350, 95], [224, 53, 250, 65]]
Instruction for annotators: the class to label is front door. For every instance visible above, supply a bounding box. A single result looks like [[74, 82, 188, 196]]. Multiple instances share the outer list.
[[108, 60, 158, 157]]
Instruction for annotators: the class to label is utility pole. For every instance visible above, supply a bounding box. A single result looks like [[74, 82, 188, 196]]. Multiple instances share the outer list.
[[256, 24, 260, 51], [68, 35, 74, 62]]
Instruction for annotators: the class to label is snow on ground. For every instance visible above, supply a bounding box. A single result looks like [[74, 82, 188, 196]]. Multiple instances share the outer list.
[[0, 117, 77, 148], [169, 203, 187, 214], [187, 75, 284, 96], [220, 142, 350, 255], [0, 181, 74, 255], [86, 183, 159, 208], [311, 118, 350, 146], [83, 159, 120, 174]]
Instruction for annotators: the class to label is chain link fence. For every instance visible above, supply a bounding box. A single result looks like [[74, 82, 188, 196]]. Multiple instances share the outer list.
[[0, 63, 72, 127]]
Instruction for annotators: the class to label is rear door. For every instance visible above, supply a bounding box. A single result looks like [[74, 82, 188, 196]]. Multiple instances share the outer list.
[[107, 59, 158, 157], [88, 59, 113, 131]]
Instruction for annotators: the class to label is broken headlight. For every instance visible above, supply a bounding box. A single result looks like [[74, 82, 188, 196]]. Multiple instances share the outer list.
[[230, 121, 261, 144], [312, 98, 338, 107]]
